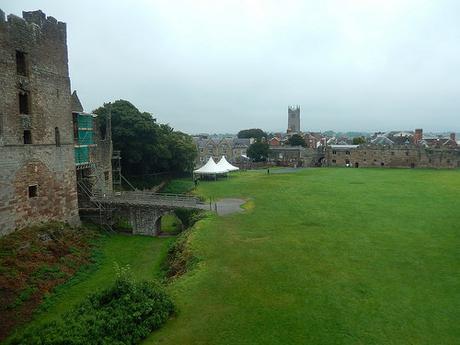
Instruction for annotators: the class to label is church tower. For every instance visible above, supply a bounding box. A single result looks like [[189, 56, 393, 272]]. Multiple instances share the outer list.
[[287, 105, 300, 133]]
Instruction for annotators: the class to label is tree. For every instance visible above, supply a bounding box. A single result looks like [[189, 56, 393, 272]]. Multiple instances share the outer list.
[[352, 136, 366, 145], [93, 100, 197, 176], [237, 128, 267, 141], [247, 142, 269, 162], [165, 130, 198, 173], [287, 134, 306, 147]]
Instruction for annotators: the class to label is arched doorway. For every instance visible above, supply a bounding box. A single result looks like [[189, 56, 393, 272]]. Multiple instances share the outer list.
[[355, 162, 359, 168], [317, 156, 326, 167]]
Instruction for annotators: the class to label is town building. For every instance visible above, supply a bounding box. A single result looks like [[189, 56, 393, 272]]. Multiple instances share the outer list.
[[268, 112, 459, 169], [268, 136, 281, 146], [193, 136, 253, 166]]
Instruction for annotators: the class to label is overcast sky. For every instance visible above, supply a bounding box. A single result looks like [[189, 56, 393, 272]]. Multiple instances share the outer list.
[[3, 0, 460, 133]]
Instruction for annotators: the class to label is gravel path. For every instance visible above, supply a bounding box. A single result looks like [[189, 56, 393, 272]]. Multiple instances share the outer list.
[[200, 198, 246, 215]]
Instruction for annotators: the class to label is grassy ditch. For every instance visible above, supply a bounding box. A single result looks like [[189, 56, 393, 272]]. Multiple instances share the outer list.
[[161, 209, 206, 279], [2, 194, 207, 344], [0, 223, 100, 340]]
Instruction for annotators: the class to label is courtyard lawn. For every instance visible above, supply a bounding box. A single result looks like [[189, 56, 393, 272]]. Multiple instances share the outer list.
[[146, 168, 460, 345]]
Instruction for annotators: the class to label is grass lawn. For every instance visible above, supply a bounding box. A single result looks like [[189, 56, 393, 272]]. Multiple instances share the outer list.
[[145, 168, 460, 345], [11, 234, 172, 336]]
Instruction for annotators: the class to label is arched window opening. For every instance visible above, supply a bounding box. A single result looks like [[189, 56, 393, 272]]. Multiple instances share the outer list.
[[55, 127, 61, 147]]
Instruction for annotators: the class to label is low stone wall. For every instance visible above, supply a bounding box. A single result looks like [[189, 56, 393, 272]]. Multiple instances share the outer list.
[[326, 146, 460, 169]]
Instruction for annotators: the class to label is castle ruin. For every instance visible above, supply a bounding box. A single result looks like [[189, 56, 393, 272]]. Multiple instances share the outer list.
[[0, 10, 80, 235]]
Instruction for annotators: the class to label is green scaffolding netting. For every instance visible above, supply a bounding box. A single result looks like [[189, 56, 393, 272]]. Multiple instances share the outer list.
[[78, 130, 93, 145], [77, 114, 93, 128], [75, 146, 89, 164]]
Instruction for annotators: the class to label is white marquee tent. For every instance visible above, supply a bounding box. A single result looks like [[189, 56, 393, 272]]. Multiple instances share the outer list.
[[216, 156, 239, 172], [193, 157, 228, 175]]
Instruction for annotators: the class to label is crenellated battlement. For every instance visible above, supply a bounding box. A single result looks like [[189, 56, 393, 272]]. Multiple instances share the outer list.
[[0, 9, 66, 43]]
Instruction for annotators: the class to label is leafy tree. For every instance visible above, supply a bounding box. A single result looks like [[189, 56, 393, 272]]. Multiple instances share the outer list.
[[166, 130, 198, 173], [287, 134, 306, 147], [93, 100, 197, 176], [352, 136, 366, 145], [237, 128, 267, 141], [247, 142, 269, 162]]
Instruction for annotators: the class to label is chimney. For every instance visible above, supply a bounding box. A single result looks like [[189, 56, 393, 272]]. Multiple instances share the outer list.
[[414, 129, 423, 144], [450, 133, 456, 141]]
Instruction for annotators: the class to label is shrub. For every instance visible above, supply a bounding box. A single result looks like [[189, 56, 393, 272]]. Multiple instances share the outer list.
[[9, 267, 175, 345]]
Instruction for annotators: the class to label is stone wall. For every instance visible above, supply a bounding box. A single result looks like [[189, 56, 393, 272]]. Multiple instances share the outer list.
[[269, 147, 324, 167], [326, 146, 460, 169], [0, 10, 79, 235]]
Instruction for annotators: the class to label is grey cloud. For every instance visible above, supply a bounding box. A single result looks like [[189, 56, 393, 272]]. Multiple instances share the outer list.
[[2, 0, 459, 133]]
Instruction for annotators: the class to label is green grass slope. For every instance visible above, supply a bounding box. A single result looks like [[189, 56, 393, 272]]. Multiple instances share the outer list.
[[13, 234, 172, 335], [147, 168, 460, 345]]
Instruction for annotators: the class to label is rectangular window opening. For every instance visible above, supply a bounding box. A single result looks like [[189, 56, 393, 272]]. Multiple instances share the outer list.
[[28, 185, 38, 198], [23, 130, 32, 144], [19, 92, 29, 114], [16, 50, 27, 76]]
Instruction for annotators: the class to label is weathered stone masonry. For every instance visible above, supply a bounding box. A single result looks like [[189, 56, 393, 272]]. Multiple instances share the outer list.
[[0, 10, 80, 235], [325, 145, 460, 169]]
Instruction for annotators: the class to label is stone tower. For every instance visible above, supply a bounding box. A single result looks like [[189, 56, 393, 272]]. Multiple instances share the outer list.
[[0, 9, 80, 235], [287, 105, 300, 133], [413, 128, 423, 144]]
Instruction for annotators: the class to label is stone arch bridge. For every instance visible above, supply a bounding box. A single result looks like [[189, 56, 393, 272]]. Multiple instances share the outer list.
[[90, 191, 209, 236]]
